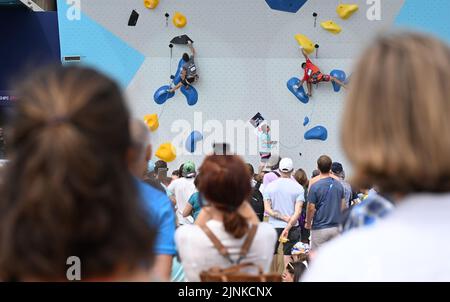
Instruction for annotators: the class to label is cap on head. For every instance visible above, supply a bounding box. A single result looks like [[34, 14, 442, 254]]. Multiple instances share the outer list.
[[182, 160, 196, 177], [279, 158, 294, 173]]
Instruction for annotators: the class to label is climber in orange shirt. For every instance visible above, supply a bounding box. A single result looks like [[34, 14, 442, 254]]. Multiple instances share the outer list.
[[298, 47, 346, 97]]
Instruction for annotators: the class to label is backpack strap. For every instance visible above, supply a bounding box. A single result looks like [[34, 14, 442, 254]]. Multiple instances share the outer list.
[[199, 224, 234, 264], [237, 224, 258, 264], [200, 223, 259, 265]]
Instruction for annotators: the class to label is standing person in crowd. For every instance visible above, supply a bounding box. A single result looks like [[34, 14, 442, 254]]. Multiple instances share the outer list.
[[0, 66, 156, 281], [258, 124, 277, 172], [331, 162, 353, 208], [182, 176, 203, 221], [175, 155, 277, 282], [128, 119, 176, 281], [247, 163, 264, 221], [262, 154, 282, 189], [168, 161, 197, 225], [264, 158, 304, 270], [311, 170, 320, 178], [294, 169, 310, 244], [171, 169, 180, 181], [304, 33, 450, 281], [305, 155, 346, 251]]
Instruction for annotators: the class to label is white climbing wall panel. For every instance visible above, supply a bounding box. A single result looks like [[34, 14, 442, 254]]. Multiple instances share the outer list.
[[70, 0, 405, 175]]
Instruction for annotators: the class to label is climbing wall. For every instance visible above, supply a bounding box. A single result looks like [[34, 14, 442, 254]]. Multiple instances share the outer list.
[[58, 0, 410, 175]]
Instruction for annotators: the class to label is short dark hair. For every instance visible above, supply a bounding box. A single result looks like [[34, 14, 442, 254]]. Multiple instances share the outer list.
[[182, 53, 190, 62], [312, 169, 320, 178], [302, 62, 307, 69], [317, 155, 332, 173]]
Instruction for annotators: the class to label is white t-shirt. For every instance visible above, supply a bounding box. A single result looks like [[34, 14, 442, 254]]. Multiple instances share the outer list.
[[264, 178, 305, 228], [167, 177, 196, 225], [303, 194, 450, 282], [175, 220, 277, 282]]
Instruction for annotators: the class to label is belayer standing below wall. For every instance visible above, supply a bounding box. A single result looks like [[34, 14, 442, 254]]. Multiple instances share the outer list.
[[296, 47, 346, 97], [169, 42, 198, 93]]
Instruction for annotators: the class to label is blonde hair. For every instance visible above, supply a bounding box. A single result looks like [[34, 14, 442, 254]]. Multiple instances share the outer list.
[[342, 32, 450, 194]]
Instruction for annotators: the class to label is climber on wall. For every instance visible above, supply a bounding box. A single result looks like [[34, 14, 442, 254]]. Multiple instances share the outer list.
[[297, 47, 346, 97], [169, 42, 198, 93]]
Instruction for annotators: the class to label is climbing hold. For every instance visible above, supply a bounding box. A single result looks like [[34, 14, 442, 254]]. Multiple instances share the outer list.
[[144, 114, 159, 132], [336, 4, 359, 20], [173, 12, 187, 28], [304, 126, 328, 141], [173, 58, 187, 85], [264, 0, 308, 14], [170, 34, 194, 45], [185, 131, 203, 153], [144, 0, 159, 9], [295, 34, 315, 54], [287, 77, 309, 104], [330, 69, 347, 92], [154, 85, 175, 105], [303, 116, 310, 126], [155, 142, 177, 162], [181, 85, 198, 106], [321, 20, 342, 34], [128, 10, 139, 26], [155, 143, 177, 162]]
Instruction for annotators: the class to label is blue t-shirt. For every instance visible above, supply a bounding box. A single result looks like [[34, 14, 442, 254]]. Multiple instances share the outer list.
[[308, 177, 344, 230], [187, 192, 202, 221], [137, 181, 177, 256]]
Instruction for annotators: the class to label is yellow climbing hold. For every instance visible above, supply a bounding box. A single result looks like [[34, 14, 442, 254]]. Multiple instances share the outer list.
[[294, 34, 315, 54], [144, 114, 159, 132], [144, 0, 159, 9], [321, 20, 342, 34], [336, 4, 359, 20], [173, 12, 187, 28], [155, 142, 177, 162]]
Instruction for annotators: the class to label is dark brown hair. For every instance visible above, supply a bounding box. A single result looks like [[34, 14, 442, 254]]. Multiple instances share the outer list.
[[342, 33, 450, 193], [198, 155, 251, 239], [294, 169, 309, 188], [317, 155, 332, 174], [0, 66, 155, 281]]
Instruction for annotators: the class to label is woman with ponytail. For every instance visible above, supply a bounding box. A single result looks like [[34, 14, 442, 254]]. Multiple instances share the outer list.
[[175, 155, 277, 282], [0, 66, 156, 281]]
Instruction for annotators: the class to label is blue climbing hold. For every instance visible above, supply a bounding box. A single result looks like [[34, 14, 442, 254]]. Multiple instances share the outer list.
[[330, 69, 346, 92], [185, 131, 203, 153], [303, 116, 310, 126], [181, 85, 198, 106], [265, 0, 309, 13], [173, 58, 187, 85], [287, 77, 309, 104], [304, 126, 328, 141], [154, 85, 175, 105]]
